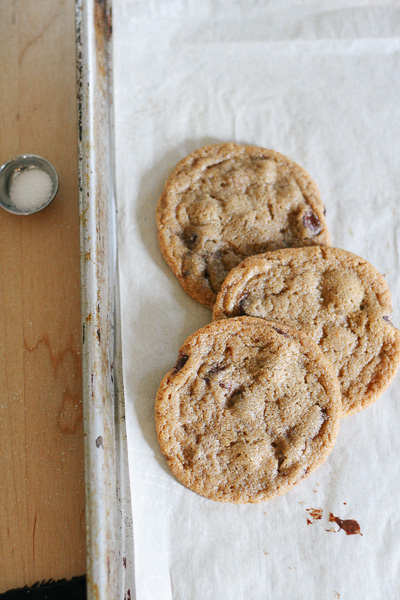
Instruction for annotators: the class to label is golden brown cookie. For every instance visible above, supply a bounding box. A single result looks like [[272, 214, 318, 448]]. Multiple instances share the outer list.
[[156, 143, 330, 309], [155, 317, 341, 503], [213, 247, 400, 416]]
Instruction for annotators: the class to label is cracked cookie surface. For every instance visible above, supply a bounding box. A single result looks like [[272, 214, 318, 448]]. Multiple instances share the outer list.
[[156, 143, 330, 308], [155, 317, 341, 503], [213, 247, 400, 416]]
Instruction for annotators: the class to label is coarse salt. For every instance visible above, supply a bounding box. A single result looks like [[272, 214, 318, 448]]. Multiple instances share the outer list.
[[9, 167, 54, 212]]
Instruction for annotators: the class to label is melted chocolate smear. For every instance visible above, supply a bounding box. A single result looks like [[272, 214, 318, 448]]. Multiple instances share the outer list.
[[303, 210, 322, 235], [320, 407, 328, 421], [238, 293, 250, 316], [183, 232, 198, 250], [204, 363, 226, 385], [226, 388, 243, 409], [173, 354, 189, 374], [272, 326, 291, 338], [329, 513, 363, 536]]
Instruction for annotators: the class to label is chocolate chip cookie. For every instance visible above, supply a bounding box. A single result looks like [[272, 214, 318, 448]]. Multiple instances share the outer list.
[[155, 317, 341, 503], [156, 143, 330, 309], [213, 247, 400, 416]]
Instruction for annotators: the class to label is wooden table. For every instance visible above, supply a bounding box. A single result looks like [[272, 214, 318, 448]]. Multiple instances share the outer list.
[[0, 0, 86, 591]]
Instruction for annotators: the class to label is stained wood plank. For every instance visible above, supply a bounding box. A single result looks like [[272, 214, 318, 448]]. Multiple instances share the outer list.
[[0, 0, 85, 591]]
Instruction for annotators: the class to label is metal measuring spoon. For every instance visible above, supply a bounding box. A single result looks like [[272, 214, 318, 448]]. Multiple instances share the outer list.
[[0, 154, 59, 215]]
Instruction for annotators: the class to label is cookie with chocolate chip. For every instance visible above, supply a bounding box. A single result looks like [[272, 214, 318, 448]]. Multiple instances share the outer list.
[[213, 247, 400, 416], [156, 143, 330, 309], [155, 317, 341, 503]]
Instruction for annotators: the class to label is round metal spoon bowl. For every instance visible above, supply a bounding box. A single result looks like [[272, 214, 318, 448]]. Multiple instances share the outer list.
[[0, 154, 59, 215]]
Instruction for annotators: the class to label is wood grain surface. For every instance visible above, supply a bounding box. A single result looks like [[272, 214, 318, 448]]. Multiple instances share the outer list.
[[0, 0, 86, 591]]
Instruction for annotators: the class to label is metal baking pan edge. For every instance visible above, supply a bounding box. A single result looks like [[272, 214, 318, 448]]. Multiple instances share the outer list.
[[76, 1, 134, 598]]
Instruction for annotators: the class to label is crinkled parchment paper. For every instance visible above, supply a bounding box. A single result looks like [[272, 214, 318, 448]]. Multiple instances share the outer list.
[[113, 2, 400, 598]]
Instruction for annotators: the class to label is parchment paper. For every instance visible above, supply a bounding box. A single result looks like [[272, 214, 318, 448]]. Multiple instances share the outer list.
[[112, 3, 400, 598]]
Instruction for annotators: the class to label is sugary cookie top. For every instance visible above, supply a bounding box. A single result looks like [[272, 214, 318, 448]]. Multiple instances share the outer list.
[[156, 143, 330, 308], [155, 317, 341, 503], [213, 247, 400, 415]]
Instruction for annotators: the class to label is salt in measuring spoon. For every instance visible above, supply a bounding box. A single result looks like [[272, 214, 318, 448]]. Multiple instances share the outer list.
[[0, 154, 59, 215]]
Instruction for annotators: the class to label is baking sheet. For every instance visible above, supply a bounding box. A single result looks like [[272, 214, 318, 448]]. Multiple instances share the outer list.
[[113, 2, 400, 598]]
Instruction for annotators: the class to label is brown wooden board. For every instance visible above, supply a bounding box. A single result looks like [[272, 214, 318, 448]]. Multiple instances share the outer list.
[[0, 0, 85, 591]]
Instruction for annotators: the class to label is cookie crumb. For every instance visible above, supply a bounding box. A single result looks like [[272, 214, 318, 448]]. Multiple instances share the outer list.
[[306, 507, 323, 523]]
